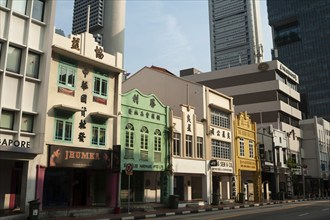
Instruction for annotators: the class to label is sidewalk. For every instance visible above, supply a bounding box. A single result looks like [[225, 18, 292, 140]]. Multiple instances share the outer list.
[[44, 197, 330, 220]]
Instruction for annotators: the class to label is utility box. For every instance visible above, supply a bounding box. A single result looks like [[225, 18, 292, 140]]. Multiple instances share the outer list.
[[28, 199, 40, 220], [169, 195, 179, 209]]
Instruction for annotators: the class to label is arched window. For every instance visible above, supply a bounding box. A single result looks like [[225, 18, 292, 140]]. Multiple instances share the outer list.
[[154, 129, 162, 162], [125, 123, 134, 148], [154, 129, 161, 151], [125, 124, 134, 159], [140, 126, 149, 150]]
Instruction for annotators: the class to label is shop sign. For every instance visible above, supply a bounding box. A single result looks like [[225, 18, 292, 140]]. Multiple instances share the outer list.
[[209, 159, 218, 166], [49, 145, 111, 169], [209, 126, 231, 141], [211, 160, 233, 173], [239, 159, 257, 171], [0, 138, 30, 149], [123, 162, 164, 171]]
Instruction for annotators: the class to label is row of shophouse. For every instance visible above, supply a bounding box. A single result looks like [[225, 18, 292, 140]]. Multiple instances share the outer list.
[[0, 0, 329, 217]]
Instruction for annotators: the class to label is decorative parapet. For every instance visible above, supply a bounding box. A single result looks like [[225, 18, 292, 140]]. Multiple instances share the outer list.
[[52, 30, 123, 69]]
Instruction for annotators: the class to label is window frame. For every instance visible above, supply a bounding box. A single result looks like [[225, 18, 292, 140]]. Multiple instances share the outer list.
[[239, 138, 245, 157], [91, 123, 106, 146], [212, 139, 231, 159], [140, 126, 149, 150], [6, 46, 22, 73], [32, 0, 45, 22], [93, 72, 108, 98], [26, 52, 40, 78], [125, 123, 134, 148], [197, 137, 203, 158], [21, 113, 34, 133], [12, 0, 27, 15], [0, 110, 15, 130], [249, 140, 254, 158], [54, 112, 73, 142], [185, 135, 193, 157], [173, 132, 181, 156], [154, 129, 161, 152], [58, 61, 76, 90], [211, 108, 230, 129], [0, 0, 8, 8]]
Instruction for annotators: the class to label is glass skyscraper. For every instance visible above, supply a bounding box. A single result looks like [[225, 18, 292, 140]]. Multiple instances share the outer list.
[[209, 0, 263, 70], [267, 0, 330, 121]]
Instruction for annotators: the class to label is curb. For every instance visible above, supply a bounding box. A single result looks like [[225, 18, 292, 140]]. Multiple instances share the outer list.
[[101, 197, 330, 220]]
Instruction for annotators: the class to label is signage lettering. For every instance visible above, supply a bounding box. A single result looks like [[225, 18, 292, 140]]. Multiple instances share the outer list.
[[0, 139, 30, 148], [65, 150, 100, 160], [280, 64, 297, 80]]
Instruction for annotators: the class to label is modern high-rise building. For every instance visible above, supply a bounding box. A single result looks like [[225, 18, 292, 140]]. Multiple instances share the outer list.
[[208, 0, 263, 70], [72, 0, 126, 56], [267, 0, 330, 121]]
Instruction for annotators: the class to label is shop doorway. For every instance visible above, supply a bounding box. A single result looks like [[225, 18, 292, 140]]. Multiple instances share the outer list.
[[71, 169, 87, 206], [174, 176, 184, 200]]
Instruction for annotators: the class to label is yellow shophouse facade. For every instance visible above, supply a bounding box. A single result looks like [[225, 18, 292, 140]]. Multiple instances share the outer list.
[[234, 112, 262, 202]]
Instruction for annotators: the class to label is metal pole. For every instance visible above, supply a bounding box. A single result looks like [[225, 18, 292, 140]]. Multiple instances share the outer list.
[[128, 174, 130, 214]]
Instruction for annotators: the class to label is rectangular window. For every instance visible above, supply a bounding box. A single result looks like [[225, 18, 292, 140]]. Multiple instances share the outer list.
[[0, 0, 7, 7], [197, 137, 203, 158], [26, 52, 40, 78], [173, 132, 181, 156], [32, 0, 45, 21], [186, 135, 192, 157], [249, 141, 254, 158], [92, 125, 106, 146], [212, 139, 231, 159], [93, 73, 108, 98], [54, 112, 73, 142], [12, 0, 27, 15], [0, 110, 15, 130], [6, 46, 22, 73], [21, 114, 34, 132], [58, 61, 76, 89], [240, 138, 244, 156], [211, 108, 230, 129]]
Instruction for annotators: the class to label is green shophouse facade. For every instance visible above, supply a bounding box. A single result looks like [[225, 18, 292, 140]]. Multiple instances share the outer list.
[[121, 89, 171, 203]]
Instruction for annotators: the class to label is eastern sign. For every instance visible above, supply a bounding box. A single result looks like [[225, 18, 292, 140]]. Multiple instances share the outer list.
[[49, 145, 111, 169], [211, 160, 233, 173]]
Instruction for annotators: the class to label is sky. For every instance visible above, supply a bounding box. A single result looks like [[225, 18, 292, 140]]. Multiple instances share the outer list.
[[55, 0, 272, 75]]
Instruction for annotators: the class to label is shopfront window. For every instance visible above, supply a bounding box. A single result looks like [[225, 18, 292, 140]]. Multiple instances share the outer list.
[[197, 137, 203, 158], [186, 135, 192, 157]]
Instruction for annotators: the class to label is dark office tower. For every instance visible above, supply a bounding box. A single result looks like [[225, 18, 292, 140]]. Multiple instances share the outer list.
[[267, 0, 330, 121], [72, 0, 126, 56], [209, 0, 264, 70]]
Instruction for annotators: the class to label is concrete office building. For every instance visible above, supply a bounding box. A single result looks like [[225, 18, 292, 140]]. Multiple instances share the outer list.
[[72, 0, 126, 56], [300, 117, 330, 197], [0, 0, 56, 216], [209, 0, 263, 70], [182, 60, 303, 198], [267, 0, 330, 121]]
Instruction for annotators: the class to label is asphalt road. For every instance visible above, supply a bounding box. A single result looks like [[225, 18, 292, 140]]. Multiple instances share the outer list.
[[155, 200, 330, 220]]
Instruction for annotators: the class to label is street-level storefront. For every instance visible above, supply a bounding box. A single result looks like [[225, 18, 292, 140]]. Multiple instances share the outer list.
[[0, 136, 42, 214], [42, 145, 120, 208], [121, 89, 170, 204]]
